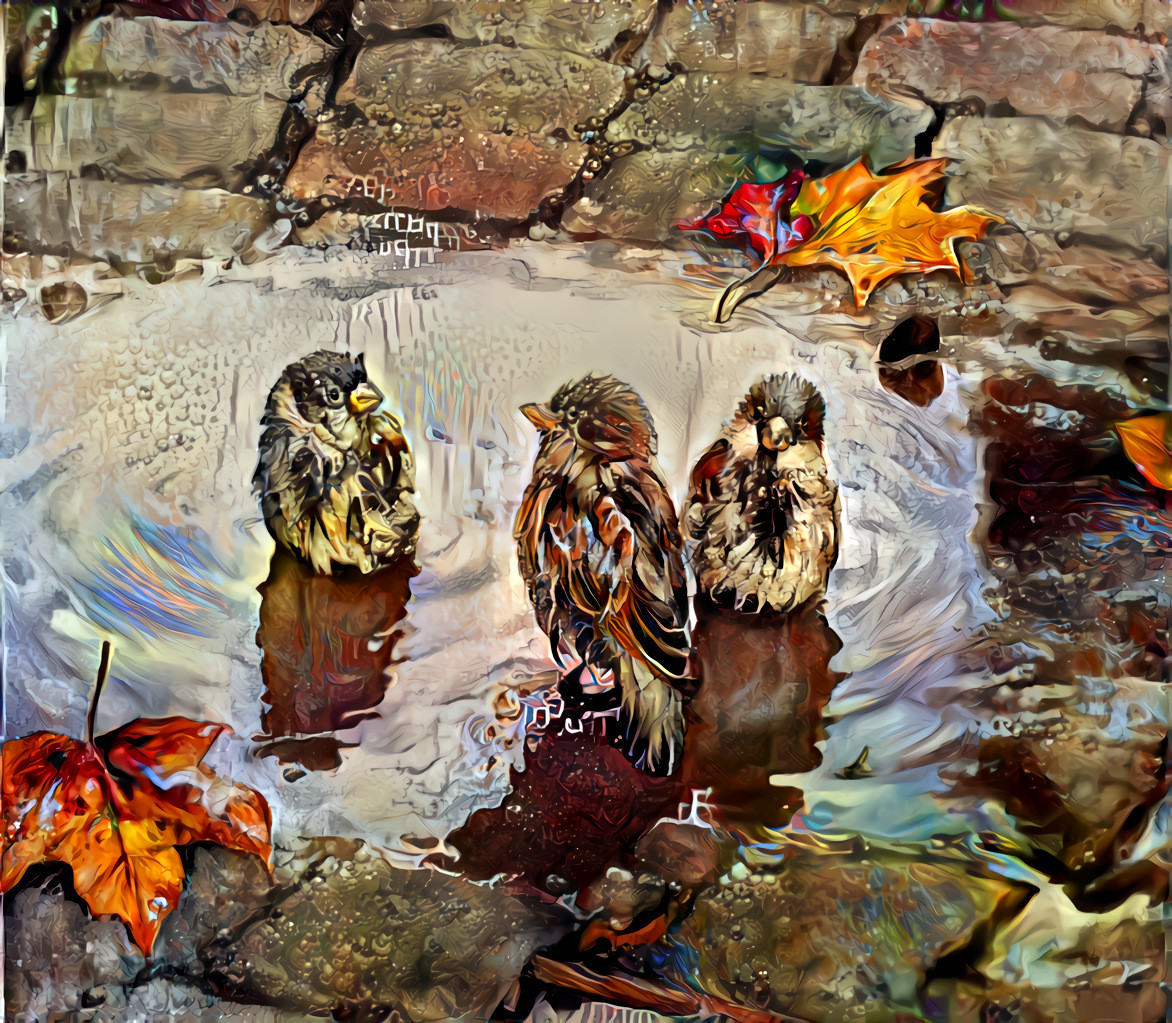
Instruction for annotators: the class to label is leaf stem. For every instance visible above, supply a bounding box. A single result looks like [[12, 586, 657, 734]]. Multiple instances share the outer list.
[[86, 641, 113, 744], [712, 263, 790, 323]]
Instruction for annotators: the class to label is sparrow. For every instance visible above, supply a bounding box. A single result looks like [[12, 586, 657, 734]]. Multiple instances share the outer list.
[[685, 373, 839, 613], [514, 374, 692, 774], [253, 350, 418, 575]]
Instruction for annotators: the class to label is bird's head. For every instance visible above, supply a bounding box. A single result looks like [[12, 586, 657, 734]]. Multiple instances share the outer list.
[[742, 373, 825, 453], [521, 374, 657, 461], [285, 350, 384, 449]]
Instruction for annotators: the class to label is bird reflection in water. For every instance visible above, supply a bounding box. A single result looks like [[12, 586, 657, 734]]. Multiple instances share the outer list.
[[254, 550, 416, 773]]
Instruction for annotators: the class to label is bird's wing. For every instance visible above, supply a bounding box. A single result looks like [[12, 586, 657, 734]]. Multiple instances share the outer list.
[[684, 437, 731, 540], [254, 416, 330, 526], [688, 437, 731, 501], [516, 458, 690, 682], [530, 483, 629, 632], [614, 464, 691, 680]]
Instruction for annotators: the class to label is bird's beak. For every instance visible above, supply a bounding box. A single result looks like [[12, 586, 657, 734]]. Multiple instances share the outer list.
[[760, 416, 792, 452], [521, 402, 559, 431], [349, 382, 383, 416]]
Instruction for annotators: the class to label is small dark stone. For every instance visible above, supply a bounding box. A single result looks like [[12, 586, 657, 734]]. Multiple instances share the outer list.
[[40, 281, 87, 323], [878, 315, 941, 363], [878, 316, 945, 406]]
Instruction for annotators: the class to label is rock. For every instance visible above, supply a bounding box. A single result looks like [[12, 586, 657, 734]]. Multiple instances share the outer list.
[[3, 849, 271, 1018], [39, 280, 89, 323], [853, 19, 1158, 132], [934, 116, 1168, 259], [983, 282, 1169, 363], [825, 0, 1160, 31], [286, 40, 626, 220], [1020, 0, 1166, 32], [565, 78, 930, 240], [352, 0, 657, 60], [675, 841, 1029, 1022], [806, 0, 908, 14], [1145, 0, 1171, 34], [946, 683, 1166, 888], [60, 15, 336, 99], [986, 0, 1145, 30], [5, 879, 143, 1018], [636, 0, 856, 81], [977, 232, 1168, 306], [4, 173, 288, 270], [633, 820, 735, 889], [6, 92, 286, 190], [1135, 46, 1171, 140], [213, 841, 568, 1018]]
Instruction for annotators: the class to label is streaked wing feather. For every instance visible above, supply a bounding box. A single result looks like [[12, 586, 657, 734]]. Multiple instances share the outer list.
[[255, 421, 326, 525]]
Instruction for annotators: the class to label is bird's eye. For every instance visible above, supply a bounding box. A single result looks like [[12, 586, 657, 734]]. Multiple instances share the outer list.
[[566, 407, 581, 421], [327, 387, 342, 405]]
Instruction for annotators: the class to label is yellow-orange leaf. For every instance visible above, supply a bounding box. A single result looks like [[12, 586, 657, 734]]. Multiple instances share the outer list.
[[1115, 413, 1172, 490], [2, 717, 271, 953], [783, 159, 1000, 305]]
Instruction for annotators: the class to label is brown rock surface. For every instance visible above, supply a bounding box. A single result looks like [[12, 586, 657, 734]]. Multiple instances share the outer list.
[[566, 78, 930, 239], [197, 0, 326, 20], [60, 14, 335, 97], [5, 848, 273, 1018], [6, 92, 286, 190], [636, 0, 857, 81], [853, 19, 1157, 131], [286, 40, 626, 219], [823, 0, 1163, 31], [978, 233, 1168, 306], [4, 173, 286, 268], [934, 116, 1168, 258], [216, 841, 568, 1017], [1136, 44, 1171, 140], [984, 0, 1145, 30], [677, 841, 1029, 1022], [352, 0, 657, 58]]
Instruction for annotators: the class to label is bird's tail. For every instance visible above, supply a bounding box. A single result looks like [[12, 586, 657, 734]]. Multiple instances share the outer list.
[[617, 658, 685, 776]]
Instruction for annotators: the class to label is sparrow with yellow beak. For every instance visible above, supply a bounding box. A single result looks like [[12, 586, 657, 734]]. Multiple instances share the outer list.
[[254, 350, 418, 574], [514, 374, 693, 775]]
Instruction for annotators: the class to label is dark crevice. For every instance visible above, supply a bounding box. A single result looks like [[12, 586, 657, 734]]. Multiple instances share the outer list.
[[914, 100, 947, 158], [601, 21, 651, 66], [346, 20, 456, 47], [529, 66, 673, 236], [823, 12, 883, 86], [1123, 77, 1162, 140]]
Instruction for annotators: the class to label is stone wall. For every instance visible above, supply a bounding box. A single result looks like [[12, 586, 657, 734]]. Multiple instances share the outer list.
[[6, 0, 1167, 289]]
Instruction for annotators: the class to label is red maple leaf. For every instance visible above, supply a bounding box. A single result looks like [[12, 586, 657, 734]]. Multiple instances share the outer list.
[[679, 170, 815, 260]]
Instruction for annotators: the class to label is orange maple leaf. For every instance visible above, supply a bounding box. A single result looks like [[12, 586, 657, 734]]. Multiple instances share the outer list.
[[695, 160, 1001, 322], [785, 159, 1000, 303], [1115, 413, 1172, 490], [1, 643, 271, 954]]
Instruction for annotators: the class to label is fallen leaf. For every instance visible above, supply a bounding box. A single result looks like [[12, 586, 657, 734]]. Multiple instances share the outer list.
[[683, 160, 1000, 321], [678, 169, 814, 261], [1, 644, 271, 953], [1115, 414, 1172, 490]]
